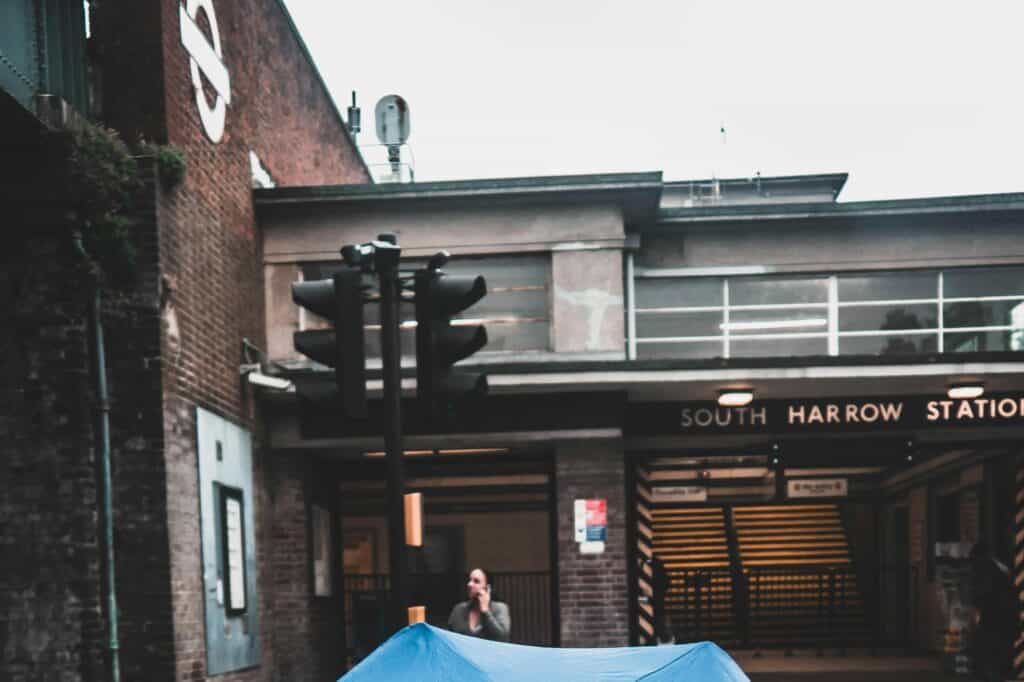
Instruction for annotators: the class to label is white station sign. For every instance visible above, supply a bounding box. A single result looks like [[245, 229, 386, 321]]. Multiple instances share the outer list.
[[652, 486, 708, 503], [180, 0, 231, 143], [787, 478, 848, 499]]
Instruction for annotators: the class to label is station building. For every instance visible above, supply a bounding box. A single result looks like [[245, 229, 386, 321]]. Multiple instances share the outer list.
[[3, 1, 1024, 681], [259, 171, 1024, 668]]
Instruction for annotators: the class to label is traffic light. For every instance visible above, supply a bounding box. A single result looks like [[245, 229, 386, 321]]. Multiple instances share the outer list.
[[291, 267, 367, 418], [414, 267, 488, 417]]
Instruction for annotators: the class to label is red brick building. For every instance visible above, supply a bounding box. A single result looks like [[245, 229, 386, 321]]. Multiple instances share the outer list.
[[1, 1, 368, 680]]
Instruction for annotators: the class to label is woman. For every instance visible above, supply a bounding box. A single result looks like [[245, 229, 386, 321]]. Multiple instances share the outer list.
[[447, 568, 511, 641]]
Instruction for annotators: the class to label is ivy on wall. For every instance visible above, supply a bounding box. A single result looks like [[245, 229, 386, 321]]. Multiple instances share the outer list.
[[67, 122, 186, 289]]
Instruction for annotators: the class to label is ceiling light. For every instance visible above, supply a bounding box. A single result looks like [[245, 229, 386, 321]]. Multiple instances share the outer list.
[[947, 384, 984, 400], [362, 448, 509, 458], [720, 318, 827, 332], [364, 450, 435, 458], [718, 389, 754, 407]]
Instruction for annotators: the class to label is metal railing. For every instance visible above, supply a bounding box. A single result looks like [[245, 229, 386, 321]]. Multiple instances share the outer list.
[[659, 564, 918, 650], [343, 571, 553, 661], [746, 566, 863, 648], [663, 568, 737, 643]]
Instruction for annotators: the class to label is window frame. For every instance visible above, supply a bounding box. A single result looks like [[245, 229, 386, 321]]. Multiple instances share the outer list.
[[630, 265, 1024, 360]]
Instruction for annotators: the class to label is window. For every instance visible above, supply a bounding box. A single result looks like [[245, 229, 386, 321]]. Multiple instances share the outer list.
[[219, 486, 247, 615], [304, 253, 551, 361], [631, 265, 1024, 360], [312, 504, 333, 597]]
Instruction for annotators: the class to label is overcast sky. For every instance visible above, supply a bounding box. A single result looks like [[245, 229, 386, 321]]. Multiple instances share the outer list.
[[282, 0, 1023, 201]]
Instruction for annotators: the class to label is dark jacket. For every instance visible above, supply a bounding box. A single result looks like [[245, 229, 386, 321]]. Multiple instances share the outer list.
[[447, 600, 511, 642]]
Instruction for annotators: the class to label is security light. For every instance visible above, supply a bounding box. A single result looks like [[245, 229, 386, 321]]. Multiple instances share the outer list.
[[245, 370, 293, 391]]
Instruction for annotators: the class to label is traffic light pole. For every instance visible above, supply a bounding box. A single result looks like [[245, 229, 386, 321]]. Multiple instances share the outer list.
[[375, 242, 409, 632]]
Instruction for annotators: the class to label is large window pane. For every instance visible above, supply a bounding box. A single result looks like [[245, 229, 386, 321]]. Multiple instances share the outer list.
[[336, 253, 551, 358], [636, 278, 722, 309], [839, 304, 937, 332], [636, 311, 723, 339], [943, 299, 1024, 328], [727, 307, 828, 336], [838, 271, 936, 301], [944, 266, 1024, 299], [730, 277, 828, 306], [638, 340, 723, 360], [476, 319, 550, 352], [839, 334, 938, 356], [946, 331, 1020, 353], [730, 337, 828, 358]]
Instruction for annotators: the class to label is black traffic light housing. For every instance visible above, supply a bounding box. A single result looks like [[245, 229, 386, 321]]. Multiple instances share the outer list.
[[414, 267, 488, 417], [291, 267, 367, 418]]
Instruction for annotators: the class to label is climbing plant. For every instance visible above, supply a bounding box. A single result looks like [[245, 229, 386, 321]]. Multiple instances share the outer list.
[[66, 122, 186, 289]]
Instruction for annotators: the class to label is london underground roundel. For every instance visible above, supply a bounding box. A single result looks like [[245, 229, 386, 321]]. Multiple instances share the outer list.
[[179, 0, 231, 143]]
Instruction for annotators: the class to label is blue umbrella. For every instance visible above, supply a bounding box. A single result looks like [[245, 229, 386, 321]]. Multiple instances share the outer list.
[[340, 623, 749, 682]]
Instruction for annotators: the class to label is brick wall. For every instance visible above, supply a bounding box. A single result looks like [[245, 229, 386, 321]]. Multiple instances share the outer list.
[[0, 134, 170, 681], [0, 222, 106, 682], [142, 0, 367, 680], [1, 0, 369, 680], [102, 164, 177, 682], [266, 455, 345, 682], [556, 442, 629, 647]]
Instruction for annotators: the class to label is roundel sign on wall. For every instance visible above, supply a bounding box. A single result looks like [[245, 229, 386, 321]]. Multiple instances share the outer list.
[[179, 0, 231, 143]]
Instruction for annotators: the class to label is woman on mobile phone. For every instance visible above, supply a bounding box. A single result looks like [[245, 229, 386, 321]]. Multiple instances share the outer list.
[[447, 568, 511, 641]]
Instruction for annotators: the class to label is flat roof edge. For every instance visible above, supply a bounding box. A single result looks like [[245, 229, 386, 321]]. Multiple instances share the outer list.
[[653, 191, 1024, 224], [254, 171, 664, 206], [283, 351, 1024, 380], [663, 172, 848, 191]]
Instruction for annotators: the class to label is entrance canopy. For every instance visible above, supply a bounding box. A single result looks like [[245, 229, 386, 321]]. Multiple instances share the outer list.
[[340, 623, 748, 681]]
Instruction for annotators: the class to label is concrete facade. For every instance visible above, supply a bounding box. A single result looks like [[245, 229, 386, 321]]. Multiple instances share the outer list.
[[257, 169, 1024, 659]]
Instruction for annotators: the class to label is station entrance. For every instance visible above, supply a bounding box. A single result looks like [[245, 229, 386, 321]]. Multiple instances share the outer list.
[[335, 448, 558, 664], [628, 441, 1019, 663]]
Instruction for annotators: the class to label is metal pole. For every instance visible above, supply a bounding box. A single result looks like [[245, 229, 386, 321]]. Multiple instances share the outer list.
[[375, 238, 408, 631], [93, 288, 121, 682]]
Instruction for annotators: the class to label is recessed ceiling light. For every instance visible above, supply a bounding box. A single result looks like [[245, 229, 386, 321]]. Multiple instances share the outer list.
[[947, 384, 984, 400], [718, 389, 754, 407]]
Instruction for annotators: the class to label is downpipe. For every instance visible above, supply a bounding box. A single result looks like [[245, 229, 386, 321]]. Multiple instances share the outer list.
[[73, 232, 121, 682]]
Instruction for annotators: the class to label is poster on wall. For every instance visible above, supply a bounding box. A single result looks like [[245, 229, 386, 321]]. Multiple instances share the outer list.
[[574, 499, 607, 554], [312, 504, 332, 597]]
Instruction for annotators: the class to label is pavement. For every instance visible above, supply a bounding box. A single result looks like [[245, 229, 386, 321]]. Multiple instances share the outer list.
[[729, 648, 964, 682]]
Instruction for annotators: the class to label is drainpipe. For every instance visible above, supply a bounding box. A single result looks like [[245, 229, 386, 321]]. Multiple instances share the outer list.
[[73, 232, 121, 682]]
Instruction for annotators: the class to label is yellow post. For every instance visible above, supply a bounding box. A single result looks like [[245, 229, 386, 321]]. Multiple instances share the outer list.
[[408, 605, 426, 624], [404, 492, 423, 546]]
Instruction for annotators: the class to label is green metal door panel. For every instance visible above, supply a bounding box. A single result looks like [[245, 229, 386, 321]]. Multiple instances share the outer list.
[[38, 0, 88, 112], [197, 407, 261, 674], [0, 0, 39, 109]]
